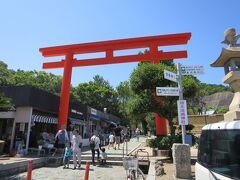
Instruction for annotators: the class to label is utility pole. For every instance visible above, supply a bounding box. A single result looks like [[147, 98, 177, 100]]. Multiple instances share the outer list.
[[177, 63, 186, 144]]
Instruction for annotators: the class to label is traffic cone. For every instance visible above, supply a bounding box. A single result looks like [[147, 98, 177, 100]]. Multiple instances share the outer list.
[[26, 160, 32, 180], [84, 161, 90, 180]]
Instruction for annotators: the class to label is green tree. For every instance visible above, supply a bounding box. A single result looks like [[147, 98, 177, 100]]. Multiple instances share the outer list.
[[72, 75, 120, 115], [0, 61, 15, 85], [0, 93, 13, 111], [129, 62, 199, 135], [116, 81, 135, 125], [10, 70, 62, 95]]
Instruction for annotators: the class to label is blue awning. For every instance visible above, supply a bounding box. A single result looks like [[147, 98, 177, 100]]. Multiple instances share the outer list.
[[90, 114, 101, 121], [69, 117, 85, 125], [102, 119, 117, 126]]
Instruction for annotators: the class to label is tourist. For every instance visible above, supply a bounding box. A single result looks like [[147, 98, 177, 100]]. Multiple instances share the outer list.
[[114, 124, 121, 150], [63, 142, 71, 169], [55, 125, 69, 149], [108, 132, 114, 149], [90, 132, 100, 166], [71, 129, 82, 170], [53, 125, 69, 156], [100, 148, 107, 166], [135, 128, 140, 142]]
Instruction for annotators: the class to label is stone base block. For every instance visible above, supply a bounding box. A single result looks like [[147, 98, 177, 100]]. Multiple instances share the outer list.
[[224, 110, 240, 121], [172, 143, 191, 179]]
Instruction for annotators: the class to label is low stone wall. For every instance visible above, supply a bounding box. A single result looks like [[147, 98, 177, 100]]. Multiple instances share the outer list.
[[0, 157, 47, 177], [146, 160, 156, 180], [173, 114, 224, 133]]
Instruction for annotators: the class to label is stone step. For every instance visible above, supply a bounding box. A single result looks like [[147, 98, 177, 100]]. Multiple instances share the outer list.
[[81, 155, 123, 161], [79, 160, 123, 166]]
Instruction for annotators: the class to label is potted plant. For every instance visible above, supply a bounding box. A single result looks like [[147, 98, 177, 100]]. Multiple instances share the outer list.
[[37, 139, 44, 150], [148, 135, 182, 158]]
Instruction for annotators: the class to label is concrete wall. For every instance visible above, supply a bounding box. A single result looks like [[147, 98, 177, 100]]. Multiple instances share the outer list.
[[0, 112, 15, 119], [174, 114, 224, 134], [188, 114, 224, 125], [15, 107, 32, 123]]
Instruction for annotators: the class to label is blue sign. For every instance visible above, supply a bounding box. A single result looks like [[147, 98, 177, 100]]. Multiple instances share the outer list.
[[185, 135, 192, 146]]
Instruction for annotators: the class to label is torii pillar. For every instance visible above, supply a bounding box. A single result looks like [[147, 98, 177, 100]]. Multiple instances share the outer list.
[[39, 33, 191, 134]]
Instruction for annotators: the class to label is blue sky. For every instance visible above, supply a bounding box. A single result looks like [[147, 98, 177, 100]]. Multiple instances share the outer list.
[[0, 0, 239, 87]]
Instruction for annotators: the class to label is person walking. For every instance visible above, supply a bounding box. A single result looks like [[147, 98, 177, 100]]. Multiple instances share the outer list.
[[71, 129, 82, 170], [63, 142, 71, 169], [54, 125, 69, 156], [108, 132, 114, 149], [135, 128, 140, 142], [114, 124, 121, 150], [90, 133, 100, 166]]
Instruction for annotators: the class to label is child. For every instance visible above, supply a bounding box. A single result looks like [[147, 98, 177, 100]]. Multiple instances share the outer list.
[[100, 148, 107, 166], [63, 142, 71, 169]]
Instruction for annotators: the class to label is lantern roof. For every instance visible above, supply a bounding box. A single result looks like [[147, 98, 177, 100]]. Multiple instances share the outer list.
[[211, 47, 240, 67]]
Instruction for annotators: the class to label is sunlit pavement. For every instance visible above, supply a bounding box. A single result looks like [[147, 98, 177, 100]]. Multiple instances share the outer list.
[[2, 136, 146, 180]]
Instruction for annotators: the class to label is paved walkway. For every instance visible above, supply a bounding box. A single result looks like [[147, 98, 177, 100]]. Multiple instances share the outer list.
[[83, 136, 144, 156], [1, 137, 198, 179], [1, 136, 145, 180]]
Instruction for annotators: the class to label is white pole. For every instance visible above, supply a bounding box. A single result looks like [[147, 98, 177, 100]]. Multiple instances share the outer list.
[[177, 63, 186, 144]]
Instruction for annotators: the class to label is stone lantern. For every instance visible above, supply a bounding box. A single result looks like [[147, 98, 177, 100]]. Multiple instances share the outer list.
[[211, 28, 240, 121]]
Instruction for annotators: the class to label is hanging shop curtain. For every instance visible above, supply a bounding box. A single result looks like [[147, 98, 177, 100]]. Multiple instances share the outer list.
[[31, 114, 58, 124]]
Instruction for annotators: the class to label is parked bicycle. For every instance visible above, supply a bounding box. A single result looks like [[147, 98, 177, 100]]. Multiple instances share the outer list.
[[123, 156, 145, 180]]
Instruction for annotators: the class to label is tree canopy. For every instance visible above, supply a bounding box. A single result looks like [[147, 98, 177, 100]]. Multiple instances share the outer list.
[[72, 75, 120, 115]]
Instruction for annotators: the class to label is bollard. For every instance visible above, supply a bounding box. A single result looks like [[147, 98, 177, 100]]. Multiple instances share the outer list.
[[84, 161, 90, 180], [26, 160, 33, 180]]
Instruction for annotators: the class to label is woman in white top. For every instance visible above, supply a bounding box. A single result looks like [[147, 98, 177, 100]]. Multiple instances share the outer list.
[[108, 132, 114, 149], [71, 129, 82, 169], [90, 134, 100, 165]]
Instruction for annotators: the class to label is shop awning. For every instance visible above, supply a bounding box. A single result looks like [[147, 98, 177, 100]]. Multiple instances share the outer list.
[[69, 117, 85, 125], [102, 119, 117, 126], [89, 114, 101, 121], [31, 114, 58, 124]]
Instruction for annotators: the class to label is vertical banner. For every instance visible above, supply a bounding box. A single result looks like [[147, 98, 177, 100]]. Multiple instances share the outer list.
[[155, 114, 167, 135], [177, 100, 188, 125]]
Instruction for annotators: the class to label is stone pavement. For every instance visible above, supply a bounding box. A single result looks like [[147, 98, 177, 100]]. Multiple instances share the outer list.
[[2, 164, 127, 180], [1, 137, 198, 180], [1, 136, 145, 180]]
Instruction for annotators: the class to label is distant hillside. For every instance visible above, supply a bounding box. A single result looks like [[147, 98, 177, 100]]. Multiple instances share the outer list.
[[203, 91, 234, 107], [200, 83, 232, 96]]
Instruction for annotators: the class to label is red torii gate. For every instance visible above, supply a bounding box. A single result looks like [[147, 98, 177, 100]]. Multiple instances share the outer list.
[[39, 32, 191, 134]]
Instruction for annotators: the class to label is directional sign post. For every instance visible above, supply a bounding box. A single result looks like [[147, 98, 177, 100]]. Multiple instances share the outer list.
[[181, 65, 204, 75], [156, 87, 179, 96], [177, 63, 187, 144], [164, 70, 178, 83], [160, 64, 203, 144]]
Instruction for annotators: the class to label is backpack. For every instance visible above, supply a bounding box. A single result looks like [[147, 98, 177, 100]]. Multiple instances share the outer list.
[[58, 130, 66, 144], [90, 137, 95, 150]]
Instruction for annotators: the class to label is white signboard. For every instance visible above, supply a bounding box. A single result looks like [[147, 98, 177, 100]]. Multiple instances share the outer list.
[[177, 100, 188, 125], [91, 108, 97, 115], [156, 87, 179, 96], [181, 65, 204, 75], [164, 70, 178, 83]]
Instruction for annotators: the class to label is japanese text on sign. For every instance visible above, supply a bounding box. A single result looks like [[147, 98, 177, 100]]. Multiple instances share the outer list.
[[177, 100, 188, 125], [181, 65, 204, 75], [156, 87, 179, 96], [164, 70, 178, 83]]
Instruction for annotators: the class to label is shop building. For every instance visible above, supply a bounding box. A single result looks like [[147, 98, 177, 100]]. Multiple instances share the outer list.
[[0, 85, 87, 154], [0, 85, 121, 154]]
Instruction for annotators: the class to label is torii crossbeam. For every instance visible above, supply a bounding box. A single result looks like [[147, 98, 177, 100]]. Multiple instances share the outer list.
[[40, 32, 191, 133]]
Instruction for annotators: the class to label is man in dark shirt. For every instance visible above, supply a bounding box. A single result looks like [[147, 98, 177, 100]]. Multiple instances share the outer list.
[[114, 124, 121, 150]]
